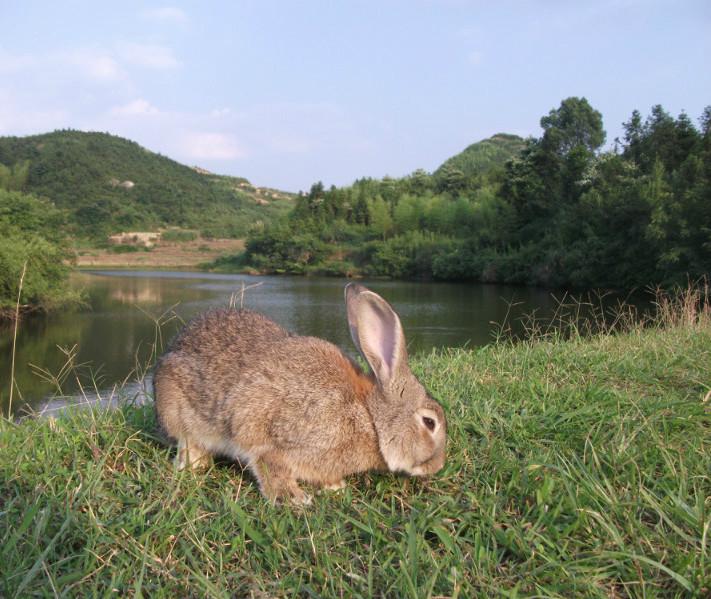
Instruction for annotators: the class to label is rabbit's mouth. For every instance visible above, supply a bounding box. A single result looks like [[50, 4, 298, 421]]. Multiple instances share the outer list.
[[380, 433, 445, 477], [410, 452, 446, 477]]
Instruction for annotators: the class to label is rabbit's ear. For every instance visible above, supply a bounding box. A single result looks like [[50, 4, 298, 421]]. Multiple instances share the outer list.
[[345, 283, 407, 386]]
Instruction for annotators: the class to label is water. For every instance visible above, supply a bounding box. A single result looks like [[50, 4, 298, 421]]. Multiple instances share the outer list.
[[0, 270, 638, 415]]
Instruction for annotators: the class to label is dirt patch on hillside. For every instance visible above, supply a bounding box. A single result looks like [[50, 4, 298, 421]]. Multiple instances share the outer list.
[[75, 238, 245, 268]]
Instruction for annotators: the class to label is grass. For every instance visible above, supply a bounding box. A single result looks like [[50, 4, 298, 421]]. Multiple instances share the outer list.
[[1, 291, 710, 597]]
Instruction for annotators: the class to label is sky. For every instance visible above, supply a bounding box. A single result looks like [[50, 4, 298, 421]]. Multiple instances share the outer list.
[[1, 1, 709, 191]]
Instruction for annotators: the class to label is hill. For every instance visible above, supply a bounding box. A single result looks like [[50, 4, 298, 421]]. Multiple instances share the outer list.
[[434, 133, 526, 179], [0, 130, 294, 238]]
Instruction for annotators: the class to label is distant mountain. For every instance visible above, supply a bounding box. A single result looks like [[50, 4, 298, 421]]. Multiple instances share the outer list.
[[434, 133, 526, 179], [0, 130, 294, 237]]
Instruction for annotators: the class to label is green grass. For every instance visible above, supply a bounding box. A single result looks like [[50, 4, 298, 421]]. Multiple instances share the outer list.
[[1, 297, 710, 597]]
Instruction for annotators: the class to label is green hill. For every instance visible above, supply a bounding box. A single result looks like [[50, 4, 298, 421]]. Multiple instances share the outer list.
[[434, 133, 526, 179], [0, 130, 294, 238]]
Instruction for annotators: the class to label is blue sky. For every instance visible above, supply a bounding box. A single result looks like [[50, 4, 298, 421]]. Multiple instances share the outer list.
[[1, 1, 709, 191]]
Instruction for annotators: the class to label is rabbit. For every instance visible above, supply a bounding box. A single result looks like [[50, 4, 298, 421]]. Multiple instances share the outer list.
[[153, 283, 447, 504]]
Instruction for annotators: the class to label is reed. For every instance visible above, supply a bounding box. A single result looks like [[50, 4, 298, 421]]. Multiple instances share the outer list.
[[7, 260, 27, 418]]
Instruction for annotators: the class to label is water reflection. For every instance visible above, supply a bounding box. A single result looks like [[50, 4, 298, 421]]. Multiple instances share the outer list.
[[109, 280, 164, 305]]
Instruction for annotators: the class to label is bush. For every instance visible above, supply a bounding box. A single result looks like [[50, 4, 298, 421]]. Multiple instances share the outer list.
[[0, 188, 66, 242], [0, 189, 80, 316], [246, 226, 330, 273], [0, 233, 78, 314], [209, 252, 248, 271], [360, 232, 454, 279], [307, 259, 358, 277], [161, 229, 198, 242], [108, 244, 150, 254]]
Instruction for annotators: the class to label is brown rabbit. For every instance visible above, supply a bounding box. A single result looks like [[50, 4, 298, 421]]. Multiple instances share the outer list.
[[153, 283, 446, 504]]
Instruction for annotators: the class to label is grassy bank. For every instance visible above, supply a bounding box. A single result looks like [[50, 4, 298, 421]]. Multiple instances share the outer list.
[[1, 297, 709, 597]]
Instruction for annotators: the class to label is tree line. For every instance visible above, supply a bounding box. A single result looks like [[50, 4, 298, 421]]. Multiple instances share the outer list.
[[239, 98, 711, 289]]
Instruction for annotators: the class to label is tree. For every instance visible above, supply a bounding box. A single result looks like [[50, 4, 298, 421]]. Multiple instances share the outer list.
[[393, 194, 424, 233], [352, 192, 370, 225], [435, 165, 468, 194], [540, 96, 606, 157], [407, 169, 432, 195], [623, 106, 700, 175], [0, 160, 30, 191], [623, 109, 644, 162], [368, 195, 393, 239], [643, 107, 711, 282]]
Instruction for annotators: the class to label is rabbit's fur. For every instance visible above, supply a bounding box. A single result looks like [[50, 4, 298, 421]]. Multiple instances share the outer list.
[[154, 283, 446, 504]]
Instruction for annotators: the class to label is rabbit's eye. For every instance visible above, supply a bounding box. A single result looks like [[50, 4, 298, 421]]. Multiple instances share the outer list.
[[422, 416, 436, 432]]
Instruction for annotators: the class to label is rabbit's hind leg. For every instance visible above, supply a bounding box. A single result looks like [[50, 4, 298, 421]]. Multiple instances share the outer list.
[[175, 437, 211, 470], [251, 453, 312, 506]]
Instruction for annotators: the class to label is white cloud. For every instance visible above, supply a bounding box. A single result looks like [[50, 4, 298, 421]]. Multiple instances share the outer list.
[[142, 7, 188, 24], [110, 99, 160, 117], [118, 43, 180, 69], [66, 51, 124, 81], [180, 132, 247, 160], [0, 48, 128, 85]]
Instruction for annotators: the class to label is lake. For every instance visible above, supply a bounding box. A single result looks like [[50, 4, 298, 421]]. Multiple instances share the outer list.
[[0, 270, 641, 416]]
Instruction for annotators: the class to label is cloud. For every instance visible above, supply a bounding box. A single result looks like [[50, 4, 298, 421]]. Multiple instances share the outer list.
[[180, 132, 247, 160], [142, 7, 189, 24], [0, 48, 126, 82], [118, 43, 180, 69], [0, 42, 180, 82], [66, 51, 125, 81], [109, 99, 160, 117]]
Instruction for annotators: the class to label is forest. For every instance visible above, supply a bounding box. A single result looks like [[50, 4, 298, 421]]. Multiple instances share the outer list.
[[237, 97, 711, 289]]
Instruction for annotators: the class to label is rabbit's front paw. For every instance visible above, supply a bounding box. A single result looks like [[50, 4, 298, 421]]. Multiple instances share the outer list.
[[253, 454, 312, 506], [175, 438, 211, 470]]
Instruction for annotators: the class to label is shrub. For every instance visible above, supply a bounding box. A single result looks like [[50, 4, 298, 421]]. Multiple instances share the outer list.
[[246, 226, 330, 273], [108, 244, 147, 254], [360, 232, 454, 279], [0, 233, 78, 314], [161, 229, 198, 242], [0, 189, 80, 316]]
